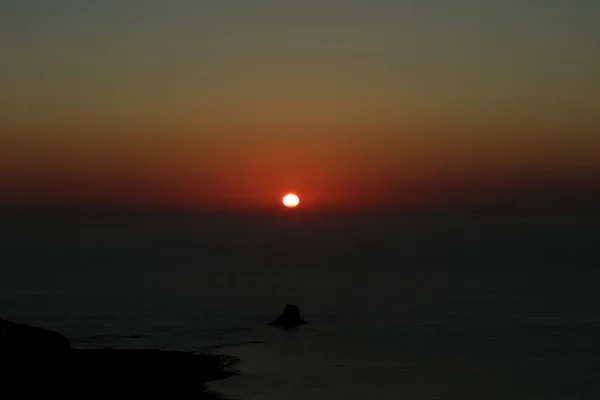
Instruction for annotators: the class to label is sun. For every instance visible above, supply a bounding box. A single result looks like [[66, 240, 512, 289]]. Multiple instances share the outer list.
[[282, 193, 300, 208]]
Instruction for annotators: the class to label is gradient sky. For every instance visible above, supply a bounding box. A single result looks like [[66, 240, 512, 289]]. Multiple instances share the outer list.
[[1, 1, 599, 211]]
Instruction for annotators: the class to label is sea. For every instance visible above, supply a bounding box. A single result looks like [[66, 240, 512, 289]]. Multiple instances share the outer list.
[[1, 208, 599, 399]]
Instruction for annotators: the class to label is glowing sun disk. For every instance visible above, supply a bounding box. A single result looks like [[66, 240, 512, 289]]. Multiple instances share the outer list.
[[282, 193, 300, 208]]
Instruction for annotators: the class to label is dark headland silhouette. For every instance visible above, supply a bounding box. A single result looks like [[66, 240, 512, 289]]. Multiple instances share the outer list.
[[2, 305, 309, 395], [1, 317, 71, 355], [1, 317, 238, 398], [268, 304, 308, 328]]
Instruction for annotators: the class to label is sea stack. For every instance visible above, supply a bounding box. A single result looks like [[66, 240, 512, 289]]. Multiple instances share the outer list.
[[268, 304, 307, 328]]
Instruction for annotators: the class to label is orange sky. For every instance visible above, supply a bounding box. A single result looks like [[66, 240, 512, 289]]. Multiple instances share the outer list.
[[1, 121, 598, 212], [1, 1, 599, 212]]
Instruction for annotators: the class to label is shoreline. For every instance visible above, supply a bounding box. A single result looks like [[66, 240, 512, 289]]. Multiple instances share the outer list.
[[70, 348, 241, 397], [2, 317, 240, 398], [6, 347, 241, 398]]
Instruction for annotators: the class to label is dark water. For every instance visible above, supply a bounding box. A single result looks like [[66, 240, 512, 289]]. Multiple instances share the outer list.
[[1, 210, 599, 399]]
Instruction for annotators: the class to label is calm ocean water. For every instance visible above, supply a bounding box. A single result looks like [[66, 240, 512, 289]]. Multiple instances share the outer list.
[[1, 210, 599, 399]]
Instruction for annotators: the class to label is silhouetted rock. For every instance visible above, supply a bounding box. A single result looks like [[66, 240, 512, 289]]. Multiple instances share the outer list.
[[268, 304, 308, 328], [0, 318, 71, 356], [0, 318, 239, 399]]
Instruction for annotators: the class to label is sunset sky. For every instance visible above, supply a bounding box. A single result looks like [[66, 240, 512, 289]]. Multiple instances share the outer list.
[[1, 1, 599, 211]]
